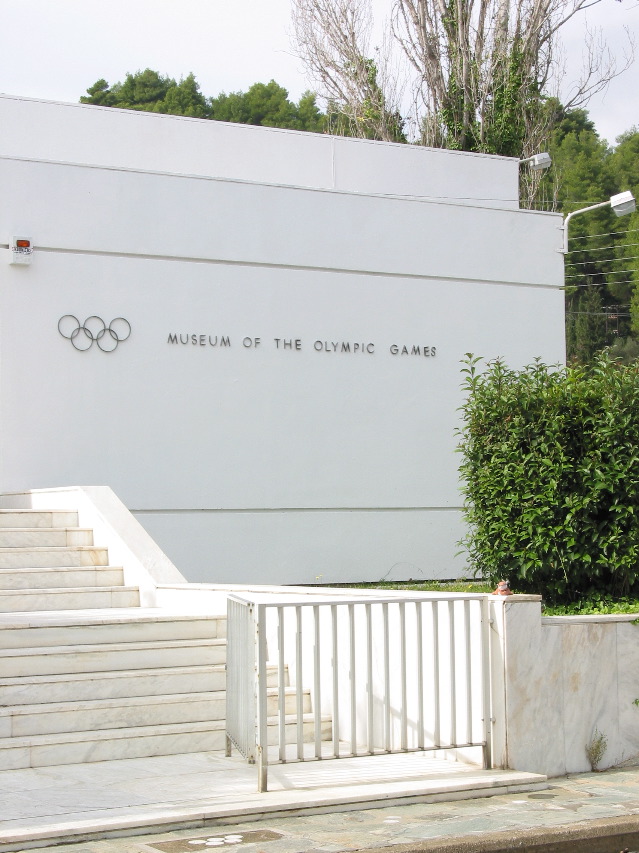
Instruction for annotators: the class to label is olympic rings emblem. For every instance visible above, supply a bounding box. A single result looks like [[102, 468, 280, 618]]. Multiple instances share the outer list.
[[58, 315, 132, 352]]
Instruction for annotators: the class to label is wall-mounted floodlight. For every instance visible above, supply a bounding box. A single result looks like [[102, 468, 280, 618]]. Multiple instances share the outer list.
[[519, 152, 552, 171], [562, 191, 636, 253], [9, 236, 33, 265]]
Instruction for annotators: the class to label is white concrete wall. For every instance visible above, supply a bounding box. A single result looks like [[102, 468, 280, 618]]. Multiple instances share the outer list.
[[490, 598, 639, 775], [0, 96, 565, 584], [0, 94, 519, 208]]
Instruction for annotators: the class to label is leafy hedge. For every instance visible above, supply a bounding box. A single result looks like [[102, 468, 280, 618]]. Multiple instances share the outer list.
[[457, 354, 639, 603]]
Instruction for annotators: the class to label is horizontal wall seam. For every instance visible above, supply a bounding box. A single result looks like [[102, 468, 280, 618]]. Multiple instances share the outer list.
[[132, 506, 464, 514], [0, 244, 563, 290], [0, 152, 535, 214]]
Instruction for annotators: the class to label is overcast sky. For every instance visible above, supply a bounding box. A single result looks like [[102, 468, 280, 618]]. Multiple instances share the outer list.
[[0, 0, 636, 146]]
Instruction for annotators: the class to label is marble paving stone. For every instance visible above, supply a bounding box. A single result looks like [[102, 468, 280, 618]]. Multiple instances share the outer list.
[[10, 770, 639, 853], [0, 751, 546, 839], [148, 829, 284, 852]]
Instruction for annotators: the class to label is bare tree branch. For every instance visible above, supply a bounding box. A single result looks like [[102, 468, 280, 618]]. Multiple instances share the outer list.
[[291, 0, 406, 141], [290, 0, 635, 198]]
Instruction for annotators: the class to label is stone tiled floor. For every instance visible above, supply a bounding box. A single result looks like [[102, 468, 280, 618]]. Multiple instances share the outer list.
[[2, 754, 639, 852], [0, 751, 547, 850], [6, 763, 639, 853]]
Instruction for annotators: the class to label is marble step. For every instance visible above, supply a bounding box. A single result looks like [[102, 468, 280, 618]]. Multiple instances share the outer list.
[[0, 528, 93, 548], [0, 712, 331, 770], [266, 686, 312, 716], [0, 565, 124, 590], [0, 545, 109, 569], [0, 691, 226, 737], [0, 670, 306, 718], [0, 637, 227, 677], [0, 720, 227, 770], [265, 713, 333, 746], [0, 610, 226, 649], [0, 664, 226, 705], [0, 510, 79, 529], [0, 586, 140, 612]]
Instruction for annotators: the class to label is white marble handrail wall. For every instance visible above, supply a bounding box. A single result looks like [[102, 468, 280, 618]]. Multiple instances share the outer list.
[[488, 596, 639, 775]]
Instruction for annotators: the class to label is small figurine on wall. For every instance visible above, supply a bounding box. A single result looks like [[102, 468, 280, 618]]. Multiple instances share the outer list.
[[492, 579, 512, 595]]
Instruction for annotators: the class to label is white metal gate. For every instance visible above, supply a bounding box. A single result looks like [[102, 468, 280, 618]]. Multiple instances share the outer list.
[[225, 592, 492, 792]]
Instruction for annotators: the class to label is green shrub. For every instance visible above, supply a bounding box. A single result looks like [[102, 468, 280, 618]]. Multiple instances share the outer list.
[[457, 353, 639, 603]]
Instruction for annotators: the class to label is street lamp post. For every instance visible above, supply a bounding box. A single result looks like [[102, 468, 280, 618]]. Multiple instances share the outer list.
[[562, 191, 636, 254]]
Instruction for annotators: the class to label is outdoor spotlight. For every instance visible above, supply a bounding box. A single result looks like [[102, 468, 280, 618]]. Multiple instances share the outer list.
[[610, 190, 636, 217], [530, 152, 552, 171], [519, 152, 552, 170]]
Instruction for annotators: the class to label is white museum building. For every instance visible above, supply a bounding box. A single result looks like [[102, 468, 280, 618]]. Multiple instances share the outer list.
[[2, 96, 638, 823], [0, 94, 565, 585]]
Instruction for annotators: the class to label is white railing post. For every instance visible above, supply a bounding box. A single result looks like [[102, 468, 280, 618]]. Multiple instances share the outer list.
[[481, 595, 494, 769], [331, 604, 340, 757], [296, 605, 305, 760], [256, 603, 269, 792]]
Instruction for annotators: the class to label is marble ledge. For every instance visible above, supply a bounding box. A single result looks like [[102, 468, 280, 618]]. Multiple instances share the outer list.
[[491, 594, 542, 602], [543, 612, 639, 624]]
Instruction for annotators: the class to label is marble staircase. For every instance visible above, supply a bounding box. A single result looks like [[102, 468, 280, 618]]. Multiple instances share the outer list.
[[0, 508, 328, 771], [0, 508, 228, 769]]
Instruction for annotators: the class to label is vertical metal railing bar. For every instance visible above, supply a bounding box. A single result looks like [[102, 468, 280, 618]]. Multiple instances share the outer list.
[[448, 600, 457, 748], [464, 600, 473, 746], [256, 603, 269, 792], [349, 603, 356, 755], [296, 605, 304, 760], [225, 599, 233, 757], [277, 606, 286, 762], [383, 602, 391, 752], [331, 604, 340, 757], [313, 604, 322, 758], [399, 601, 407, 751], [480, 595, 493, 769], [416, 601, 424, 750], [433, 601, 440, 748], [247, 602, 257, 763], [365, 602, 374, 754], [225, 599, 236, 758]]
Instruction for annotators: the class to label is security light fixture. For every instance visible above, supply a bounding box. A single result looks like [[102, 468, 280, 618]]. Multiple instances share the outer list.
[[562, 191, 636, 254], [610, 190, 636, 218], [9, 236, 33, 265], [519, 152, 552, 171]]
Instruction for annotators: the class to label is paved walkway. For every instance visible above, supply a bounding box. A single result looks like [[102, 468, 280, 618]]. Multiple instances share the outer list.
[[2, 753, 639, 853], [0, 750, 547, 851]]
